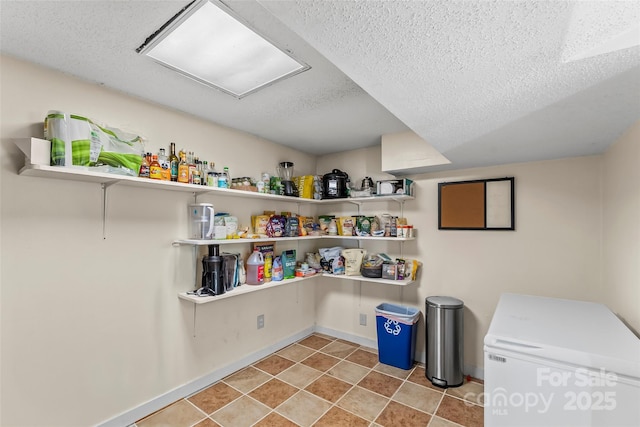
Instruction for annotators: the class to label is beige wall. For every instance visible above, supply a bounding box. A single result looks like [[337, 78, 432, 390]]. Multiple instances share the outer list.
[[314, 150, 605, 377], [1, 54, 637, 426], [0, 55, 317, 426], [603, 120, 640, 335]]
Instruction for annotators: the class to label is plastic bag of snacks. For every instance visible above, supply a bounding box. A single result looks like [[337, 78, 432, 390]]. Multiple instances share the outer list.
[[45, 110, 144, 176]]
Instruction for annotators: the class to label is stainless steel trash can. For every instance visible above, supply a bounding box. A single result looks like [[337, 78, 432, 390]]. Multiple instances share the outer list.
[[426, 296, 464, 388]]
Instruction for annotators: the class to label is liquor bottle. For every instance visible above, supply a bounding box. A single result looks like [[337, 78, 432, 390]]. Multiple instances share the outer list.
[[158, 148, 169, 170], [201, 161, 208, 186], [139, 153, 150, 178], [149, 154, 162, 180], [178, 153, 189, 183], [169, 142, 179, 182], [207, 161, 217, 187], [188, 151, 196, 184]]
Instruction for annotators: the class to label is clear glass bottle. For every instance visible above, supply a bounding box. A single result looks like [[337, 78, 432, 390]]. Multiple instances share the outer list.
[[158, 148, 169, 170]]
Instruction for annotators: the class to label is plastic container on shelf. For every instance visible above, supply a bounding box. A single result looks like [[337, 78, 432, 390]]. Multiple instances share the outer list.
[[246, 249, 265, 285]]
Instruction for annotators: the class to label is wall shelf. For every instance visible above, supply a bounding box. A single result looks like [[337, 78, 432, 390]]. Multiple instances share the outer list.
[[18, 161, 413, 205], [320, 235, 414, 242], [322, 273, 414, 286], [178, 275, 319, 304], [172, 235, 413, 246], [173, 236, 323, 246]]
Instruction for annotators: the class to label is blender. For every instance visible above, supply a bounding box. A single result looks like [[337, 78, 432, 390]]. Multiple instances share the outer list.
[[277, 161, 298, 197]]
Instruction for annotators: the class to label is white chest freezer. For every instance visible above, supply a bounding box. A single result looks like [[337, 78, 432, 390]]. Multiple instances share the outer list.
[[484, 293, 640, 427]]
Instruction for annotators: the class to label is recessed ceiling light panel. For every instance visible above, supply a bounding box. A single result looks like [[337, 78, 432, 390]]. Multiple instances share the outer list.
[[138, 0, 309, 98]]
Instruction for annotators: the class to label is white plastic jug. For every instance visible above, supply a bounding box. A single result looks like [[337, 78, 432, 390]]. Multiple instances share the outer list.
[[246, 249, 265, 285], [188, 203, 214, 239]]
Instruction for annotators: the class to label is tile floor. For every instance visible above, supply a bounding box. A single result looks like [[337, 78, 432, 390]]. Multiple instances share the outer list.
[[135, 333, 484, 427]]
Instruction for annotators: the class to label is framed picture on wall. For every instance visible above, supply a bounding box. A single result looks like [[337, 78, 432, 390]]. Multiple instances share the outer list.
[[438, 177, 515, 230]]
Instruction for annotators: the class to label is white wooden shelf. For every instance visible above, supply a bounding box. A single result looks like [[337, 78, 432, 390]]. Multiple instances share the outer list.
[[18, 163, 320, 203], [178, 275, 319, 304], [18, 162, 413, 205], [173, 236, 323, 246], [172, 235, 413, 246], [324, 194, 415, 204], [322, 273, 414, 286], [320, 235, 415, 242]]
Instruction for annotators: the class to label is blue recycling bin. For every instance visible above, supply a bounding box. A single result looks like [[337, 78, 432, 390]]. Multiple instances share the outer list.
[[375, 303, 421, 370]]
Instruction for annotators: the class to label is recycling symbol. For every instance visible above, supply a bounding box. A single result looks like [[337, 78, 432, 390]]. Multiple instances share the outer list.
[[384, 318, 402, 336]]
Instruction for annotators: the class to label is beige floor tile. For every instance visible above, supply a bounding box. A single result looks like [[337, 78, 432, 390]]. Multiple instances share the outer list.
[[336, 338, 359, 347], [223, 366, 271, 393], [313, 406, 369, 427], [304, 374, 353, 403], [187, 382, 242, 415], [436, 395, 484, 427], [446, 380, 485, 405], [346, 348, 379, 368], [320, 340, 358, 359], [326, 360, 370, 384], [276, 391, 332, 427], [312, 332, 337, 341], [253, 412, 299, 427], [248, 378, 299, 409], [210, 396, 270, 427], [393, 381, 443, 414], [137, 400, 205, 427], [277, 343, 316, 362], [336, 386, 389, 421], [375, 401, 432, 427], [428, 416, 465, 427], [359, 345, 378, 354], [298, 335, 332, 350], [277, 363, 323, 388], [357, 371, 403, 398], [253, 354, 295, 376], [374, 362, 413, 379], [300, 352, 340, 372], [407, 366, 447, 392], [193, 418, 221, 427]]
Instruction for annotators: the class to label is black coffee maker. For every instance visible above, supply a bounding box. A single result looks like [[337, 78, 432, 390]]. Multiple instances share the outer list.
[[202, 244, 224, 295]]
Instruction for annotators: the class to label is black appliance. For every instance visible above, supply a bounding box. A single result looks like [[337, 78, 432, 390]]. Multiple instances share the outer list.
[[202, 244, 224, 295], [221, 253, 238, 291], [322, 169, 349, 199]]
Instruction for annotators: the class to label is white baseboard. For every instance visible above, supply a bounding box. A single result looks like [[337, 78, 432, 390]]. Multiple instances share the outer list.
[[98, 325, 483, 426], [97, 326, 314, 427], [313, 325, 378, 349]]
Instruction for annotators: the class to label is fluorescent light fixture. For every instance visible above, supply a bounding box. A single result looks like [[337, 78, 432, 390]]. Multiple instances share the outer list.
[[138, 0, 309, 98]]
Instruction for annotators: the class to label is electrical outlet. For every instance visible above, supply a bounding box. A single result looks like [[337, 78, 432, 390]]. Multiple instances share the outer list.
[[257, 314, 265, 329], [359, 313, 367, 326]]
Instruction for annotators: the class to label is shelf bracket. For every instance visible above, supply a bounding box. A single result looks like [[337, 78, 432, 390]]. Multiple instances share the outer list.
[[101, 181, 118, 239]]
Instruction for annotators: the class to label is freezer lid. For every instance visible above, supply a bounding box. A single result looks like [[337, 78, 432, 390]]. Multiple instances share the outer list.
[[484, 293, 640, 378]]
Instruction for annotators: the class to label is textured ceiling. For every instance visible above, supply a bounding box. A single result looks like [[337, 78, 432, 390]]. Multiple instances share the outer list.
[[1, 0, 639, 170]]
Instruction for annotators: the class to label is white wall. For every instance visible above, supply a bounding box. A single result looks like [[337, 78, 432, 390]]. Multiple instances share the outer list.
[[315, 149, 605, 377], [0, 55, 318, 426], [603, 120, 640, 335]]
